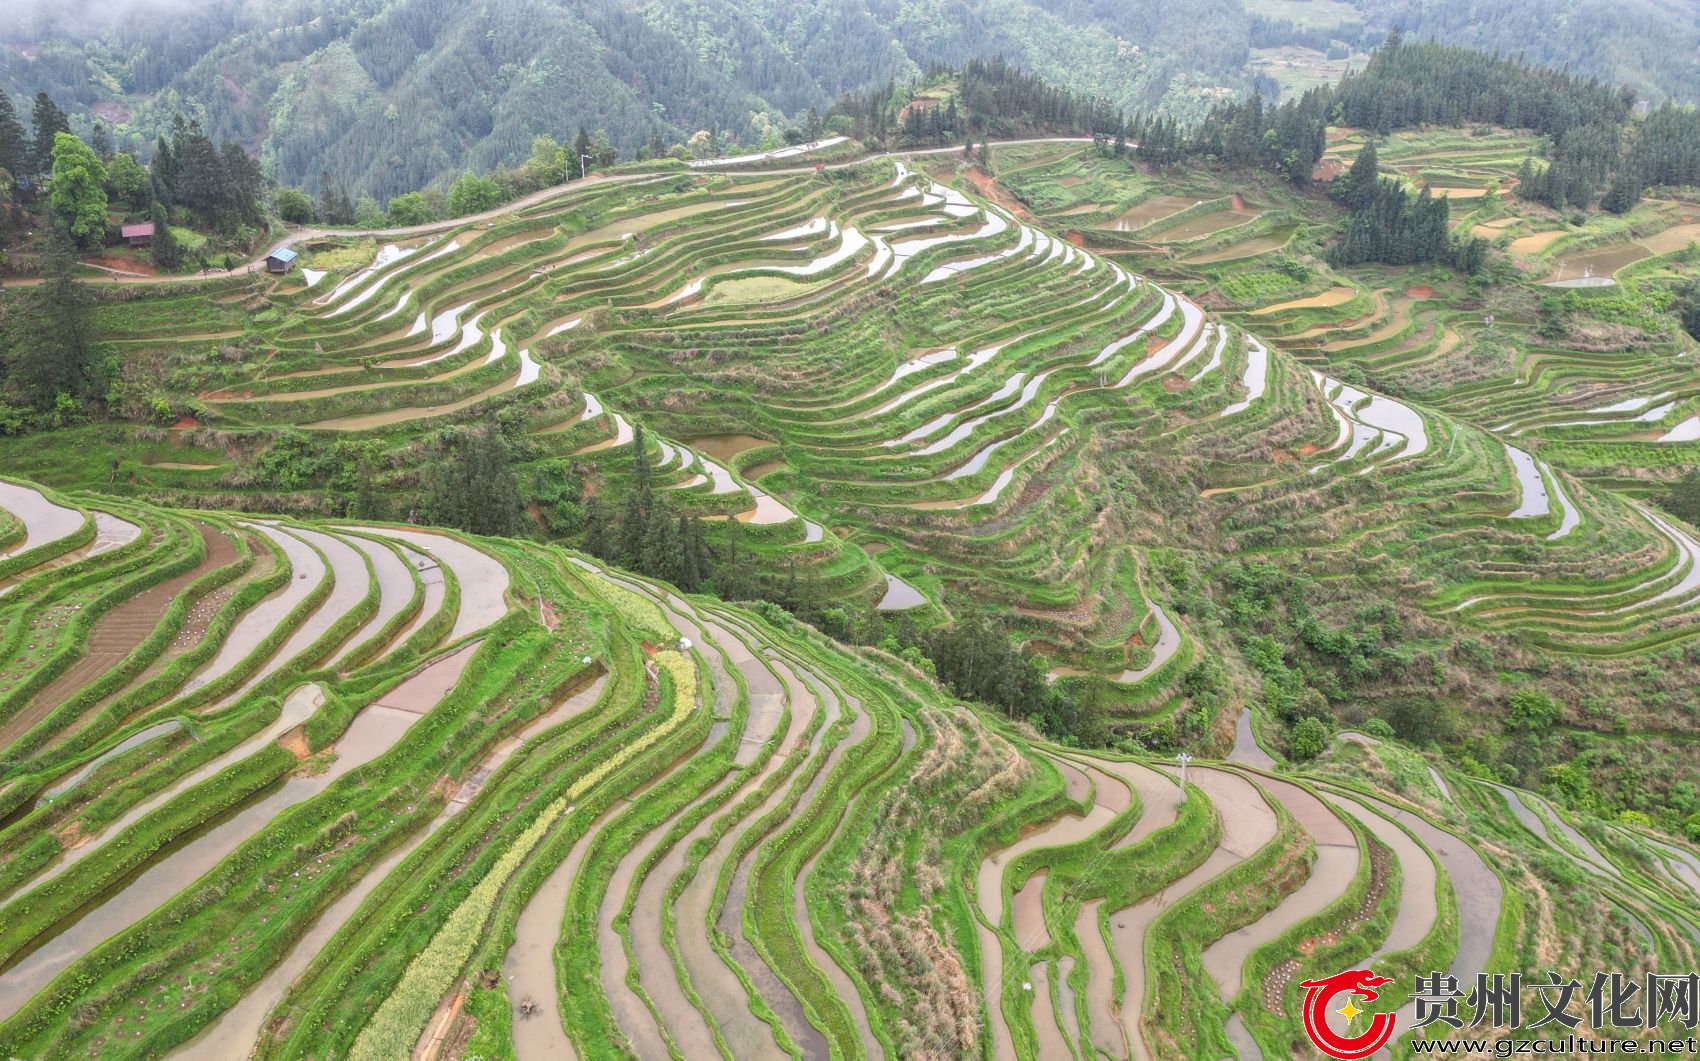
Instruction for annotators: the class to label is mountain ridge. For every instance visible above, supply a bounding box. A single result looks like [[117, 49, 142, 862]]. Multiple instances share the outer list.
[[5, 0, 1699, 200]]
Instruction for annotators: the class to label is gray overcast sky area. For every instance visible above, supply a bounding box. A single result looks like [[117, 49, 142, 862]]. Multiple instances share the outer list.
[[5, 0, 213, 38]]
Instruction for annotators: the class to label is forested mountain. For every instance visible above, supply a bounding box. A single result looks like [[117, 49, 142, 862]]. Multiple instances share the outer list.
[[4, 0, 1698, 201], [1357, 0, 1700, 107]]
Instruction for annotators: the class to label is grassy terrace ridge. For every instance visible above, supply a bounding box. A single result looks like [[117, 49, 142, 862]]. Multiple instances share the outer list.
[[0, 481, 1691, 1061]]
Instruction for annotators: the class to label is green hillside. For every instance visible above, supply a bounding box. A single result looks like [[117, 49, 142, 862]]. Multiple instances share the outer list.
[[0, 475, 1693, 1059], [8, 127, 1700, 819], [6, 32, 1700, 1058], [4, 0, 1698, 200]]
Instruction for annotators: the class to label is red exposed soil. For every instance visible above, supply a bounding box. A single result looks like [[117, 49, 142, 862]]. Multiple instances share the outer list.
[[1065, 231, 1087, 248], [1146, 334, 1167, 354], [1298, 443, 1323, 457], [1272, 449, 1295, 463], [91, 100, 132, 125], [278, 726, 311, 761], [171, 417, 199, 431], [1313, 160, 1344, 182], [963, 168, 1036, 222], [1058, 176, 1085, 187], [1406, 286, 1435, 299], [87, 256, 157, 275], [1230, 193, 1247, 211], [1162, 375, 1187, 392]]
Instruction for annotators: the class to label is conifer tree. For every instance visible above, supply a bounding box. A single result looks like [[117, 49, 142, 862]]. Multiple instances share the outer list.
[[0, 93, 27, 180], [9, 225, 98, 409], [149, 201, 181, 269], [584, 497, 613, 559], [151, 136, 177, 206], [29, 92, 68, 179], [641, 505, 685, 585], [351, 457, 386, 520], [572, 127, 592, 178]]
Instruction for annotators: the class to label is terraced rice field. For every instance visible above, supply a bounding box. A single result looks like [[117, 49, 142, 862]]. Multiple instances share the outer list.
[[6, 135, 1700, 1059], [1545, 242, 1652, 282], [16, 141, 1700, 694], [0, 479, 1684, 1060]]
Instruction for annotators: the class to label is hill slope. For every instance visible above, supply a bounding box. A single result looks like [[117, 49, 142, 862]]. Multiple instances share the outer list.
[[4, 0, 1699, 199], [0, 476, 1692, 1059]]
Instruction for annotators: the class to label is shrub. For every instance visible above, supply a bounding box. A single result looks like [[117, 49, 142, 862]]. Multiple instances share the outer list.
[[1288, 716, 1330, 760], [1506, 687, 1561, 732]]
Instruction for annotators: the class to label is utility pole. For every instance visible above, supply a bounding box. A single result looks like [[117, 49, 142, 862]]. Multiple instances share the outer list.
[[1175, 751, 1192, 801], [580, 153, 593, 180]]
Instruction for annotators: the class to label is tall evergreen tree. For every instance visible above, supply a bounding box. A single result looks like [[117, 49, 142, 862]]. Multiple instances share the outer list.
[[89, 123, 113, 162], [28, 92, 69, 179], [149, 201, 181, 269], [641, 506, 685, 585], [462, 430, 523, 536], [572, 127, 592, 178], [9, 226, 99, 409], [172, 121, 228, 220], [422, 429, 523, 536], [351, 457, 385, 520], [0, 93, 26, 181], [617, 425, 657, 565], [151, 135, 177, 206], [584, 496, 613, 559], [1331, 141, 1379, 209], [220, 141, 266, 226]]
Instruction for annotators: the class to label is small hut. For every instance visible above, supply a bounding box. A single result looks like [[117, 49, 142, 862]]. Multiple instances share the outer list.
[[120, 222, 155, 247], [265, 247, 299, 274]]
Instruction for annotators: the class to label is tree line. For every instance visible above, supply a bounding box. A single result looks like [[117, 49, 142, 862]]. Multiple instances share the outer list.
[[831, 58, 1125, 150], [0, 88, 267, 268], [1328, 143, 1487, 272], [1126, 31, 1693, 261]]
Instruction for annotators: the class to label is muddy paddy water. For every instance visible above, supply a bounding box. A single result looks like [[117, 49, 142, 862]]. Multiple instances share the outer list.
[[1250, 286, 1356, 315], [1148, 208, 1260, 243], [345, 526, 510, 642], [1200, 776, 1358, 999], [1545, 241, 1650, 281], [1320, 789, 1502, 1046], [875, 572, 926, 610], [1109, 768, 1276, 1061], [0, 685, 437, 1023], [685, 433, 774, 463], [978, 777, 1122, 1061], [0, 480, 85, 558], [1509, 229, 1567, 255], [1183, 226, 1295, 264], [1108, 195, 1200, 233]]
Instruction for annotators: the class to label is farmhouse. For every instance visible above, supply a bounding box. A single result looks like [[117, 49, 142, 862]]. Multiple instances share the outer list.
[[120, 222, 154, 247], [265, 247, 298, 273]]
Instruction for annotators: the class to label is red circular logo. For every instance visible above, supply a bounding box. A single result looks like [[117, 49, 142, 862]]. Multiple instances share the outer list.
[[1298, 969, 1400, 1060]]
